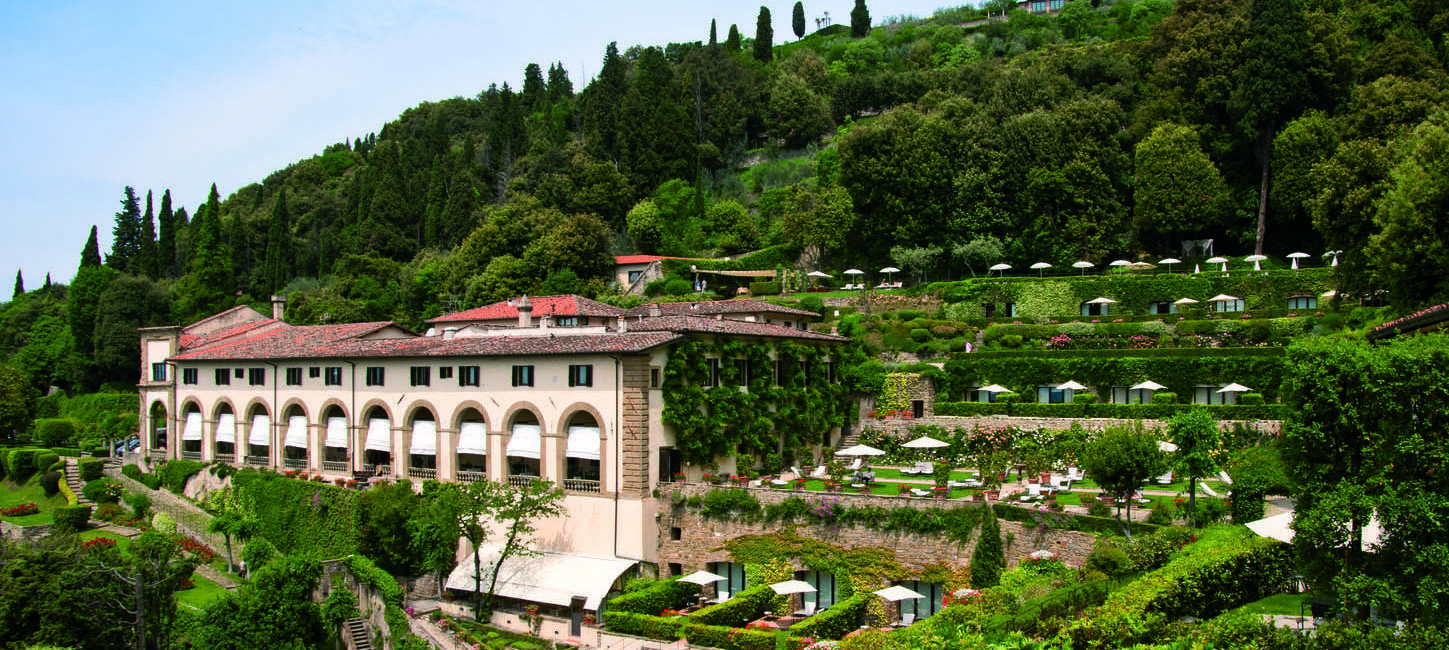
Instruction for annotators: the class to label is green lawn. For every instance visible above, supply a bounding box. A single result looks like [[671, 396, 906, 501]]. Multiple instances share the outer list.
[[177, 573, 231, 610], [1227, 592, 1316, 618], [78, 529, 134, 553], [0, 475, 68, 526]]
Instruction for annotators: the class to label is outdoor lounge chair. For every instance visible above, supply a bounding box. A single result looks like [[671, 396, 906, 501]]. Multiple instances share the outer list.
[[898, 613, 916, 627], [1156, 470, 1174, 485], [794, 603, 818, 617], [848, 458, 863, 471], [810, 465, 827, 479]]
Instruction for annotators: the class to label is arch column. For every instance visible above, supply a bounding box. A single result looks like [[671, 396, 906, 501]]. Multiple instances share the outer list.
[[488, 429, 506, 480], [202, 415, 215, 463], [542, 431, 565, 483], [309, 421, 322, 473], [440, 427, 457, 482]]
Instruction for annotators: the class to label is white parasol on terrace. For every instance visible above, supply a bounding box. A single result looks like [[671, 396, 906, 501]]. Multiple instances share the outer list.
[[1173, 297, 1200, 306], [770, 580, 817, 595], [1208, 294, 1240, 303], [1217, 383, 1252, 394], [836, 444, 886, 457], [1286, 253, 1309, 270], [1157, 440, 1179, 453], [1205, 256, 1229, 272], [902, 436, 950, 449], [680, 570, 727, 585], [1159, 258, 1181, 272], [1244, 254, 1268, 271], [1321, 290, 1337, 298], [1109, 260, 1132, 274], [1073, 261, 1094, 275], [1030, 262, 1052, 277], [1324, 250, 1341, 267], [844, 269, 864, 276], [880, 267, 900, 285], [807, 271, 831, 288], [873, 585, 926, 602], [979, 384, 1012, 394], [1057, 380, 1088, 391], [988, 263, 1011, 277], [1131, 380, 1166, 391], [1085, 297, 1117, 305]]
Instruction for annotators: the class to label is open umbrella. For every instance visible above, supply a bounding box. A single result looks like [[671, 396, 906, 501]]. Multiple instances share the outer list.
[[770, 580, 817, 595], [1286, 253, 1309, 270], [1131, 380, 1166, 391], [807, 271, 831, 288], [1129, 261, 1155, 269], [1217, 383, 1252, 393], [837, 444, 886, 457], [1321, 289, 1337, 299], [988, 263, 1011, 277], [1159, 258, 1181, 273], [1244, 254, 1267, 271], [1085, 297, 1117, 305], [979, 384, 1012, 394], [680, 570, 727, 585], [1205, 256, 1229, 272], [1030, 262, 1052, 277], [873, 585, 926, 602], [1072, 261, 1094, 275], [1173, 297, 1199, 306], [844, 269, 864, 276], [902, 436, 949, 449], [1108, 260, 1132, 273], [880, 267, 900, 285], [1057, 380, 1088, 391]]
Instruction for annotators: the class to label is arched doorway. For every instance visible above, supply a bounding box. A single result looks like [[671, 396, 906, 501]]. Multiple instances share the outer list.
[[321, 405, 350, 473], [214, 403, 237, 462], [282, 404, 309, 470], [505, 410, 541, 487], [363, 407, 392, 476], [407, 408, 437, 480], [246, 404, 271, 467], [149, 402, 170, 459], [178, 403, 202, 460], [564, 411, 601, 493], [455, 408, 487, 483]]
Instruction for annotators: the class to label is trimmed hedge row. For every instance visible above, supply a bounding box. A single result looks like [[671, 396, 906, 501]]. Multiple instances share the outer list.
[[121, 464, 163, 490], [606, 579, 699, 615], [51, 447, 85, 458], [78, 457, 104, 482], [993, 503, 1161, 537], [964, 347, 1287, 360], [932, 402, 1287, 421], [53, 504, 93, 533], [3, 448, 43, 478], [788, 593, 869, 639], [689, 585, 775, 627], [940, 352, 1288, 403], [679, 622, 777, 650], [601, 611, 684, 640], [748, 281, 782, 296]]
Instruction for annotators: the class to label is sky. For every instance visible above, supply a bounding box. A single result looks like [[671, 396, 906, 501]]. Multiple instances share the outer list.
[[0, 0, 958, 288]]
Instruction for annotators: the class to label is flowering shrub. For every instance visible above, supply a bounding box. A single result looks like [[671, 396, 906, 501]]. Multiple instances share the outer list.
[[660, 608, 682, 617], [176, 576, 195, 591], [82, 536, 118, 549], [1, 503, 40, 517], [176, 536, 218, 562]]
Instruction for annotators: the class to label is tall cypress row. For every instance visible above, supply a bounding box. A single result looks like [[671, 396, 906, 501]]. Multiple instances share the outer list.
[[754, 6, 774, 63]]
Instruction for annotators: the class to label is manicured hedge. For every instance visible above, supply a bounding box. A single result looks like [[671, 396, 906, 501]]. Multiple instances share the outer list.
[[606, 579, 699, 615], [932, 402, 1287, 421], [941, 350, 1288, 403], [689, 585, 775, 627], [158, 459, 206, 494], [993, 503, 1161, 537], [51, 447, 85, 458], [33, 452, 60, 475], [4, 448, 43, 478], [58, 469, 78, 505], [679, 622, 777, 650], [749, 281, 781, 296], [231, 469, 360, 559], [788, 593, 869, 639], [122, 463, 163, 490], [78, 457, 104, 482], [83, 478, 123, 504], [34, 419, 76, 447], [964, 347, 1287, 360], [53, 504, 93, 533], [40, 471, 63, 497], [601, 611, 684, 640]]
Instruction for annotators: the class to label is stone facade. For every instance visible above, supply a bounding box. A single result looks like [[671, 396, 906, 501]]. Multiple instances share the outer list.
[[656, 484, 1097, 578], [620, 356, 652, 498]]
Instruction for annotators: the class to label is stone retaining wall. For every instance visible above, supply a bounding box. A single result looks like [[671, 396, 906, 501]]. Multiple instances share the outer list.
[[860, 414, 1280, 436], [657, 484, 1097, 579], [0, 520, 54, 543]]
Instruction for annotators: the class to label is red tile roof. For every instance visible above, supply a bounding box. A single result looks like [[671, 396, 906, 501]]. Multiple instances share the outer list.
[[1367, 303, 1449, 341], [179, 318, 283, 351], [626, 315, 846, 342], [615, 255, 687, 265], [429, 295, 626, 324], [624, 299, 820, 319]]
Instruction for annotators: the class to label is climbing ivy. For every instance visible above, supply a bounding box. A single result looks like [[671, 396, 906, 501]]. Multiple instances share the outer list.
[[662, 339, 849, 466]]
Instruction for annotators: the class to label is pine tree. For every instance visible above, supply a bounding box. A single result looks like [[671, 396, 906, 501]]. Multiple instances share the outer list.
[[261, 187, 293, 297], [793, 2, 806, 39], [851, 0, 871, 37], [521, 63, 546, 111], [140, 190, 159, 278], [709, 19, 718, 46], [107, 186, 143, 273], [726, 24, 742, 52], [754, 7, 774, 63], [545, 63, 573, 101], [424, 159, 447, 248], [157, 189, 177, 278], [12, 269, 22, 299], [81, 225, 102, 268], [970, 504, 1005, 588], [191, 183, 234, 314], [229, 211, 249, 295]]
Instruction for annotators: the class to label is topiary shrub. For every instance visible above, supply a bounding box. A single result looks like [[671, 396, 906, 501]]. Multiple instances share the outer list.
[[1238, 393, 1264, 405], [121, 463, 144, 481], [151, 512, 177, 536], [158, 459, 206, 494], [910, 328, 931, 343], [40, 470, 63, 497], [83, 478, 124, 504], [125, 492, 151, 520], [5, 449, 41, 478], [53, 505, 93, 533], [33, 451, 60, 474], [999, 334, 1024, 348], [1085, 545, 1133, 578], [1152, 392, 1176, 404], [78, 457, 104, 482], [1074, 393, 1098, 405], [93, 502, 127, 522], [34, 418, 76, 447], [749, 281, 781, 296]]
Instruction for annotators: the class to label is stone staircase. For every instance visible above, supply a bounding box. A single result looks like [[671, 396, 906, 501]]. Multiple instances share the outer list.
[[63, 458, 92, 506], [344, 618, 372, 650]]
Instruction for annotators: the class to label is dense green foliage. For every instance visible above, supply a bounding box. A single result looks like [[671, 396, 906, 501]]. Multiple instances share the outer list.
[[970, 503, 1005, 588]]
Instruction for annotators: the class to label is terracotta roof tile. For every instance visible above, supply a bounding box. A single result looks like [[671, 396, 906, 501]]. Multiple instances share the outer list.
[[625, 315, 846, 342], [614, 255, 688, 265], [624, 299, 819, 319], [429, 295, 626, 323]]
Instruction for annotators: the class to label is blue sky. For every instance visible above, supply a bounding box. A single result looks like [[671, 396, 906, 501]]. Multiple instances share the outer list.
[[0, 0, 954, 286]]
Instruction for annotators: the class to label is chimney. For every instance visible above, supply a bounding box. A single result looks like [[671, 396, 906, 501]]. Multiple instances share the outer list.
[[443, 327, 457, 340], [270, 294, 286, 321], [647, 304, 661, 318], [617, 316, 628, 333], [517, 295, 533, 328]]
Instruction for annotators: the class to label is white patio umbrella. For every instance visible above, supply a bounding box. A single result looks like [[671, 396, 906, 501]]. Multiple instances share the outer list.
[[1208, 294, 1240, 302], [844, 269, 864, 276], [1217, 383, 1252, 394], [1056, 380, 1088, 391], [873, 585, 926, 602], [1321, 290, 1337, 298], [807, 271, 831, 288], [1085, 297, 1117, 305], [1129, 261, 1155, 269], [1130, 380, 1166, 391], [1324, 250, 1341, 267], [1286, 253, 1309, 270], [988, 263, 1011, 277], [770, 580, 817, 595], [1030, 262, 1052, 277], [979, 384, 1012, 394], [680, 570, 727, 585], [1244, 254, 1267, 271], [1157, 440, 1179, 453], [880, 267, 900, 285], [1205, 256, 1229, 272], [1159, 258, 1181, 273], [901, 436, 949, 449], [1173, 298, 1200, 306], [1073, 261, 1094, 275], [836, 444, 886, 457], [1109, 260, 1132, 273]]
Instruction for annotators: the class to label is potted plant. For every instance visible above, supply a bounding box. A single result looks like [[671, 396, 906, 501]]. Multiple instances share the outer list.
[[898, 483, 913, 496], [932, 486, 948, 500], [673, 472, 687, 483], [794, 478, 806, 490]]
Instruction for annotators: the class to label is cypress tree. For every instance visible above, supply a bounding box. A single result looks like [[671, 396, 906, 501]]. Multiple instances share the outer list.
[[261, 187, 293, 297], [709, 19, 718, 46], [546, 63, 573, 101], [107, 186, 143, 273], [157, 189, 176, 278], [754, 7, 774, 63], [192, 183, 234, 314], [43, 273, 51, 290], [521, 63, 546, 111], [1239, 0, 1311, 255], [140, 190, 159, 278], [851, 0, 871, 37], [970, 504, 1005, 588], [80, 225, 102, 268], [12, 269, 22, 299], [726, 24, 742, 52], [793, 2, 806, 39]]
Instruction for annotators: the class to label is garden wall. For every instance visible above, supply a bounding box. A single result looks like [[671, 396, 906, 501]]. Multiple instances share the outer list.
[[658, 484, 1097, 575], [108, 468, 230, 553], [860, 414, 1280, 436], [0, 520, 53, 542]]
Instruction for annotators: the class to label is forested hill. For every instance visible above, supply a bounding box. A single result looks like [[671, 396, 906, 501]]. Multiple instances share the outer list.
[[3, 0, 1449, 394]]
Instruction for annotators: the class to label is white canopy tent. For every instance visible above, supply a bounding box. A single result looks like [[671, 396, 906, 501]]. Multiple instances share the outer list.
[[182, 412, 203, 441], [285, 415, 309, 448], [506, 423, 542, 460], [445, 545, 637, 610]]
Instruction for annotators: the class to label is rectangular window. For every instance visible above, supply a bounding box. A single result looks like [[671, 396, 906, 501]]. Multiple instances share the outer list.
[[324, 367, 343, 386], [650, 367, 661, 389], [438, 366, 454, 380], [248, 368, 266, 386], [215, 368, 231, 386], [308, 366, 321, 378], [511, 365, 534, 387], [628, 270, 643, 284], [556, 316, 579, 327], [459, 365, 480, 387], [365, 367, 385, 387], [1287, 297, 1318, 310], [410, 366, 431, 387], [734, 359, 749, 386], [773, 360, 782, 386], [568, 364, 593, 387], [234, 368, 245, 379], [151, 363, 167, 382], [1037, 386, 1066, 404], [705, 358, 721, 387], [285, 368, 303, 386], [182, 368, 198, 385]]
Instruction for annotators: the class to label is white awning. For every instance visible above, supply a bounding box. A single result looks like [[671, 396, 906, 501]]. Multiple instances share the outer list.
[[445, 545, 637, 610], [366, 418, 392, 452], [457, 422, 487, 456], [249, 414, 271, 447], [325, 417, 349, 449], [215, 413, 236, 444], [182, 412, 203, 441], [410, 420, 437, 455], [285, 415, 309, 449], [565, 426, 600, 461], [506, 424, 541, 460]]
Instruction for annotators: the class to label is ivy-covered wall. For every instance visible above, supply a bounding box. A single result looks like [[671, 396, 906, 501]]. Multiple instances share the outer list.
[[662, 338, 850, 466], [941, 348, 1288, 403]]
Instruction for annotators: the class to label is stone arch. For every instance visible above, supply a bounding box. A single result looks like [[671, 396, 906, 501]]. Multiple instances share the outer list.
[[178, 397, 202, 417], [402, 400, 439, 426], [556, 403, 605, 434], [280, 398, 310, 421], [502, 401, 545, 479], [359, 399, 394, 425], [450, 401, 490, 430], [149, 400, 169, 450], [209, 397, 236, 420], [319, 398, 349, 422], [503, 402, 545, 432], [243, 398, 272, 419]]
